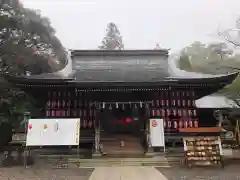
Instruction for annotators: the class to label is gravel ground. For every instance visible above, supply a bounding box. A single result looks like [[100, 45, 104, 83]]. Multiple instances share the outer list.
[[156, 164, 240, 180], [0, 167, 94, 180]]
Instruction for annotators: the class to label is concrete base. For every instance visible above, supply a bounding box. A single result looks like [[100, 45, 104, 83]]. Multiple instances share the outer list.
[[92, 152, 102, 157], [145, 151, 155, 157]]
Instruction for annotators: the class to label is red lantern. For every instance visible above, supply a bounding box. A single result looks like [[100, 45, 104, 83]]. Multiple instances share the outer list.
[[174, 121, 178, 129], [182, 109, 187, 117], [177, 100, 181, 107], [88, 119, 92, 128], [51, 110, 55, 117], [178, 109, 182, 116], [172, 99, 176, 106], [182, 100, 186, 107], [179, 121, 183, 128], [188, 110, 192, 117], [168, 120, 171, 128], [194, 120, 198, 128], [167, 109, 170, 116], [151, 109, 155, 117], [46, 110, 48, 117], [173, 109, 177, 116], [166, 100, 169, 107], [161, 100, 165, 107], [189, 120, 193, 127], [161, 109, 165, 117], [192, 100, 196, 107], [193, 110, 197, 117]]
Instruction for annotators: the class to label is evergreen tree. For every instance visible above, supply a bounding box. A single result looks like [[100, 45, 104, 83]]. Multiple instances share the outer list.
[[99, 22, 124, 50]]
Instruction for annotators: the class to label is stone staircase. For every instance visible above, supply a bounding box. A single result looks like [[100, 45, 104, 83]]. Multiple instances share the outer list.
[[100, 134, 144, 157]]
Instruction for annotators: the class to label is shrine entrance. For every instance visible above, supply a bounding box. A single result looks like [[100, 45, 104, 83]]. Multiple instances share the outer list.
[[98, 103, 146, 157]]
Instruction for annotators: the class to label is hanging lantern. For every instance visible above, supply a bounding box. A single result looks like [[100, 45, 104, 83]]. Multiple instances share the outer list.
[[178, 109, 182, 116], [182, 99, 186, 107], [193, 109, 197, 117], [140, 102, 143, 108], [166, 100, 169, 107], [46, 110, 49, 117], [167, 109, 170, 116], [174, 121, 178, 129], [51, 110, 55, 117], [192, 100, 196, 107], [173, 109, 177, 117], [161, 100, 165, 107], [189, 120, 193, 128], [151, 109, 155, 117], [83, 119, 87, 128], [172, 99, 176, 106], [194, 120, 198, 128], [161, 109, 165, 117], [179, 121, 183, 128], [188, 110, 192, 117], [116, 102, 119, 108], [177, 99, 181, 107], [102, 102, 105, 109], [47, 100, 51, 108], [88, 119, 92, 128], [67, 109, 70, 117], [184, 120, 188, 128], [168, 120, 171, 128], [151, 100, 155, 107]]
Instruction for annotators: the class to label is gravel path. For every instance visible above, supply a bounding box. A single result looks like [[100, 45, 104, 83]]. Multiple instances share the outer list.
[[0, 167, 93, 180], [156, 164, 240, 180]]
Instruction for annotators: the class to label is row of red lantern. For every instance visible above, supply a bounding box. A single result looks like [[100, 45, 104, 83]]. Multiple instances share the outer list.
[[151, 99, 196, 108], [47, 91, 195, 99], [150, 109, 197, 117], [164, 119, 198, 129], [46, 100, 94, 109], [46, 109, 97, 118], [46, 99, 196, 109]]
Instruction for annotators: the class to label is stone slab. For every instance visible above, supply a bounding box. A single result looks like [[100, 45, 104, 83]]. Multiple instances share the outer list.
[[88, 166, 168, 180]]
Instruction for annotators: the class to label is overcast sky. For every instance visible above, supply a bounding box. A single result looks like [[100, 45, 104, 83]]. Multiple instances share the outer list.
[[21, 0, 240, 52]]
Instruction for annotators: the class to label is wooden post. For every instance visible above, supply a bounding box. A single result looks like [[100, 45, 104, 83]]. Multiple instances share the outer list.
[[93, 109, 101, 157]]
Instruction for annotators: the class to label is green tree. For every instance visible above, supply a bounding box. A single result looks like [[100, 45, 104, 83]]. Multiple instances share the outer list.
[[99, 22, 124, 50], [0, 0, 65, 126]]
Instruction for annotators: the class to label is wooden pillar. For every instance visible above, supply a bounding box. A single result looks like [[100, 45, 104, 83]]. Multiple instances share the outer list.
[[92, 108, 101, 157]]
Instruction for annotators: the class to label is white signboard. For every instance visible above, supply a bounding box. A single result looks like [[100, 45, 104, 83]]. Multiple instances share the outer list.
[[149, 118, 165, 149], [26, 118, 80, 146]]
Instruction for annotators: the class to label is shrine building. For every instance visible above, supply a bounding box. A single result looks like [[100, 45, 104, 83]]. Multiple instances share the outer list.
[[5, 49, 238, 156]]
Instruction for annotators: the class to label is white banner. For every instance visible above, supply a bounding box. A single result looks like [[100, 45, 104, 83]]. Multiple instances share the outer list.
[[26, 118, 80, 146], [149, 118, 165, 147]]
